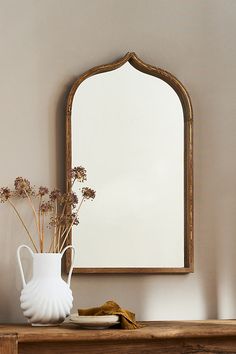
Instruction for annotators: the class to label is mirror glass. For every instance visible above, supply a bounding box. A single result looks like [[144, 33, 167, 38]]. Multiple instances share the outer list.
[[70, 59, 189, 270]]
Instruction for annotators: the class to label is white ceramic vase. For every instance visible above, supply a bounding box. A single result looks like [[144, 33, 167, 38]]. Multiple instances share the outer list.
[[17, 244, 75, 326]]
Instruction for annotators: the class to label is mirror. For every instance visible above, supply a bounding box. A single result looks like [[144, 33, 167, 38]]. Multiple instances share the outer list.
[[66, 52, 193, 274]]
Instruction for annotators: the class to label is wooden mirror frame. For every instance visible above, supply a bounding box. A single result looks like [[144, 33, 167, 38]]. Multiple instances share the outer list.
[[65, 52, 193, 274]]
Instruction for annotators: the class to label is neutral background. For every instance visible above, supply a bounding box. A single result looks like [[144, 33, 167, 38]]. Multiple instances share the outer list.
[[1, 0, 236, 322]]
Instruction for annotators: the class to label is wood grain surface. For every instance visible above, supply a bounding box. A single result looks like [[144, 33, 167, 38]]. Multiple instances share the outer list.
[[1, 321, 236, 342], [0, 334, 17, 354], [2, 321, 236, 354]]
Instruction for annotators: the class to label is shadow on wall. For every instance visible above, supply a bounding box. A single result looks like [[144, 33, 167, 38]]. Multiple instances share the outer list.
[[193, 90, 236, 320], [215, 195, 236, 318]]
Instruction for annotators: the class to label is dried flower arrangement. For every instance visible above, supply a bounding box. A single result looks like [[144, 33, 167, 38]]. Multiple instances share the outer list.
[[0, 167, 95, 253]]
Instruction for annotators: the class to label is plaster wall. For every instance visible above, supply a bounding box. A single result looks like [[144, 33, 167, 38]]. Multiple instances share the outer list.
[[0, 0, 236, 322]]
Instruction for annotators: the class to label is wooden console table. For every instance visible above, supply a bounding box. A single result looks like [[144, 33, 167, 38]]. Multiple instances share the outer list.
[[1, 320, 236, 354]]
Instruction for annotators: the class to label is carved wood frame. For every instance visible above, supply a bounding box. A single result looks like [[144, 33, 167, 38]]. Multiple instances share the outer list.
[[66, 52, 193, 274]]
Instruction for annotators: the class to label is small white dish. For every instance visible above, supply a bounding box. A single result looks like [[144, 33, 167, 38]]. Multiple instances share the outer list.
[[68, 313, 119, 329]]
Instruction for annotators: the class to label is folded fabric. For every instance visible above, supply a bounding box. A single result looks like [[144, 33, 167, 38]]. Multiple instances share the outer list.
[[78, 300, 141, 329]]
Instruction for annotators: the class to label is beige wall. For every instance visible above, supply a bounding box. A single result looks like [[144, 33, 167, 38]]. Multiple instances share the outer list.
[[1, 0, 236, 322]]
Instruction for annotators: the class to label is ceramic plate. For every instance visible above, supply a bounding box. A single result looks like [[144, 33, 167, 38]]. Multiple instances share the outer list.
[[68, 314, 119, 329]]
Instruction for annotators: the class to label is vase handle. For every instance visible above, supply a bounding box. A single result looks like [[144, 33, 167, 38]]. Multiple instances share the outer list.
[[17, 245, 34, 288], [61, 245, 75, 287]]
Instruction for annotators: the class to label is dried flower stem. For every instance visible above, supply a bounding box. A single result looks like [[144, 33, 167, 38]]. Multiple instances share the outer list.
[[8, 200, 38, 252], [60, 197, 84, 242], [57, 204, 67, 241], [48, 232, 55, 253], [53, 201, 57, 252], [59, 197, 85, 252], [41, 212, 45, 252], [24, 190, 40, 242], [56, 225, 62, 252], [48, 201, 58, 253], [38, 195, 42, 252]]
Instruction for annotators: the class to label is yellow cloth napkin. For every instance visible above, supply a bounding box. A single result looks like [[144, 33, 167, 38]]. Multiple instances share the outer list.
[[78, 300, 141, 329]]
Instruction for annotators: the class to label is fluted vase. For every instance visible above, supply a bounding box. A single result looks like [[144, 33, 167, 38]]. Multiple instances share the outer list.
[[17, 244, 75, 326]]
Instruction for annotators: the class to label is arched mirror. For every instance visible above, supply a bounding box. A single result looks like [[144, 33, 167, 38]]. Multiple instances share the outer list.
[[66, 52, 193, 274]]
